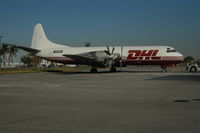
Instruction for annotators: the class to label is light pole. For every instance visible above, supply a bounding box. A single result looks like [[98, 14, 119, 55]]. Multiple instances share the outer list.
[[0, 35, 3, 69]]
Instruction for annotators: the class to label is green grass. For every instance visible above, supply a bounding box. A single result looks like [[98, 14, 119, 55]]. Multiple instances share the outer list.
[[0, 67, 85, 74], [0, 69, 44, 74]]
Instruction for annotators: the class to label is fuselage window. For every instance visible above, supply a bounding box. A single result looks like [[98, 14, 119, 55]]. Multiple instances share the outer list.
[[53, 50, 63, 53], [167, 49, 177, 53]]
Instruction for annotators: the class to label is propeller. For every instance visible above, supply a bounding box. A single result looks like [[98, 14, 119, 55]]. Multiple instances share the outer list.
[[106, 46, 115, 55], [105, 46, 116, 67]]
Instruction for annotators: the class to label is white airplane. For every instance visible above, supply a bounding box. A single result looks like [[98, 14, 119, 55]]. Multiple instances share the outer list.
[[18, 23, 184, 72]]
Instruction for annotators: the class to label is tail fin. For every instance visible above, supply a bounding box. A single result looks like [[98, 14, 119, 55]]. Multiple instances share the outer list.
[[31, 23, 65, 50]]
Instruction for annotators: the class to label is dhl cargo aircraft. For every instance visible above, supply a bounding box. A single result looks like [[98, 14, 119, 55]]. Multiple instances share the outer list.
[[18, 24, 184, 72]]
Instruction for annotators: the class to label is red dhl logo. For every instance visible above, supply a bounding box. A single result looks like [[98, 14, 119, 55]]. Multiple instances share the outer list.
[[127, 50, 161, 60]]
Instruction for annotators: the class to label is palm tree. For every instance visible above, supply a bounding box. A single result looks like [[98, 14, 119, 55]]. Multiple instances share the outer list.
[[1, 43, 9, 66], [20, 53, 41, 67], [20, 55, 33, 66], [0, 48, 2, 69], [7, 45, 19, 66], [0, 36, 3, 69], [0, 43, 20, 68]]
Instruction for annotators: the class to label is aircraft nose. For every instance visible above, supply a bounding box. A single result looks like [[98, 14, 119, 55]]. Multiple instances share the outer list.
[[178, 52, 184, 61]]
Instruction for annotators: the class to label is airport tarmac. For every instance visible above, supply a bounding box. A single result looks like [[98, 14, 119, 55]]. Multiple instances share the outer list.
[[0, 71, 200, 133]]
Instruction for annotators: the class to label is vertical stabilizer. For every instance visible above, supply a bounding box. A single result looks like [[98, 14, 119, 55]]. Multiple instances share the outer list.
[[31, 23, 65, 49]]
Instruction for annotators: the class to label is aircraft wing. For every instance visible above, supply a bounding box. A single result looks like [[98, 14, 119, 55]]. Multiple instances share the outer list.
[[63, 50, 117, 67], [63, 54, 94, 63]]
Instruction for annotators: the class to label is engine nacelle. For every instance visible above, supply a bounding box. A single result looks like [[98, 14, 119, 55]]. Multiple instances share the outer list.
[[90, 51, 121, 68]]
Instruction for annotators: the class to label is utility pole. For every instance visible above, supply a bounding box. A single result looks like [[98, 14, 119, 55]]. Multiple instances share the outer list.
[[0, 35, 3, 69]]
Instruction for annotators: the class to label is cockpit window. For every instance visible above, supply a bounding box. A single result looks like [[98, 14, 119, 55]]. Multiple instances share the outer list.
[[172, 49, 177, 52]]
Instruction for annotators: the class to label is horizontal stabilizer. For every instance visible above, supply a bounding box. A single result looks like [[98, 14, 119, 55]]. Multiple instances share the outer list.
[[15, 45, 40, 53]]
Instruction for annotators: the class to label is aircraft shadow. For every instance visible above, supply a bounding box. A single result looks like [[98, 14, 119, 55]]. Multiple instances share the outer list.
[[46, 70, 164, 75], [46, 70, 114, 74], [148, 74, 200, 81]]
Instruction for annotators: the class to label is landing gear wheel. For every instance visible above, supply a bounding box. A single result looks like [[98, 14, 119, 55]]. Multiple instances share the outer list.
[[110, 67, 117, 72], [189, 66, 197, 72], [162, 68, 167, 72], [90, 68, 98, 73]]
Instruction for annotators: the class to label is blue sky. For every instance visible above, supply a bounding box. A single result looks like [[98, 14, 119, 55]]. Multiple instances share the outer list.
[[0, 0, 200, 59]]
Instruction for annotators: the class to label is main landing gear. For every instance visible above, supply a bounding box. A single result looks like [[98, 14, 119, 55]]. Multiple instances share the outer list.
[[110, 67, 117, 72], [90, 68, 98, 73], [90, 67, 117, 73]]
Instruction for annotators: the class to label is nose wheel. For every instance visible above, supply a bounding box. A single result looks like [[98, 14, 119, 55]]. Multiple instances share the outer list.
[[162, 67, 167, 72]]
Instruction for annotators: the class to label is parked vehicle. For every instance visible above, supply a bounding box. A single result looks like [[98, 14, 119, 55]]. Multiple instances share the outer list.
[[187, 63, 200, 72]]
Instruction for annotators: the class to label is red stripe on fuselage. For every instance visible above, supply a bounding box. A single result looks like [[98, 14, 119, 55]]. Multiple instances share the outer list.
[[125, 60, 182, 65]]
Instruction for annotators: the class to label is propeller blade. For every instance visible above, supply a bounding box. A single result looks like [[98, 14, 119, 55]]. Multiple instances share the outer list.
[[111, 46, 115, 54], [106, 46, 111, 55], [121, 46, 123, 58]]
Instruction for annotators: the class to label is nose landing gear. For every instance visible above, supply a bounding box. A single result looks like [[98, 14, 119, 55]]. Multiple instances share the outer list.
[[162, 67, 167, 72]]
